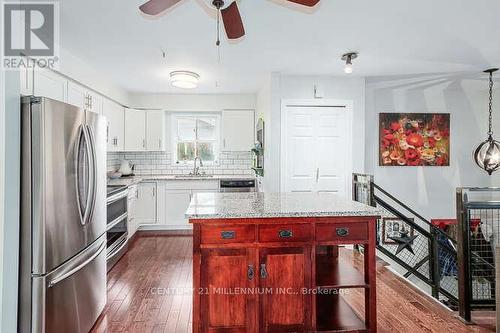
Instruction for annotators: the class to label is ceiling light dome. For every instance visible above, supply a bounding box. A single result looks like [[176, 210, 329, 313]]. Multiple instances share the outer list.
[[170, 71, 200, 89]]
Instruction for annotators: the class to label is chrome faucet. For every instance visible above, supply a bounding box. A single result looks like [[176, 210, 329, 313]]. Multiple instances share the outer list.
[[192, 156, 203, 176]]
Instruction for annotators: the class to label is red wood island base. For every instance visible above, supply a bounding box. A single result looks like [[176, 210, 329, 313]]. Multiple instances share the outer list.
[[187, 192, 381, 333]]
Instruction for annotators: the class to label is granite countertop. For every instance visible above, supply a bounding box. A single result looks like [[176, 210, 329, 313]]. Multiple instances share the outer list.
[[107, 174, 254, 187], [185, 192, 383, 220]]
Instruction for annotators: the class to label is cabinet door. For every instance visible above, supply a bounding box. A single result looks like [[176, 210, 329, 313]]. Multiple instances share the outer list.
[[146, 110, 165, 151], [20, 61, 33, 95], [134, 182, 157, 224], [33, 69, 67, 102], [124, 108, 146, 151], [163, 190, 191, 229], [102, 100, 125, 151], [87, 91, 102, 114], [200, 248, 257, 333], [66, 81, 87, 110], [222, 110, 255, 151], [127, 186, 139, 238], [259, 247, 311, 332]]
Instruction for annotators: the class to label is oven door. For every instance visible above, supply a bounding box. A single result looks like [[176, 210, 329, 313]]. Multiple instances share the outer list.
[[106, 214, 128, 271], [107, 189, 128, 224]]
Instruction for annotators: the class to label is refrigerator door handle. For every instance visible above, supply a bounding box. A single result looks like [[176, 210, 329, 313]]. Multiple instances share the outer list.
[[84, 125, 98, 225], [75, 125, 93, 226], [47, 237, 106, 288]]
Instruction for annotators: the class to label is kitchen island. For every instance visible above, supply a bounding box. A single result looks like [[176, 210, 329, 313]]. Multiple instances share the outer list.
[[187, 192, 382, 333]]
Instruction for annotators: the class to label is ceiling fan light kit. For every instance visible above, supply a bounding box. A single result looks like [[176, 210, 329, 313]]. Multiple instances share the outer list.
[[170, 71, 200, 89], [474, 68, 500, 175]]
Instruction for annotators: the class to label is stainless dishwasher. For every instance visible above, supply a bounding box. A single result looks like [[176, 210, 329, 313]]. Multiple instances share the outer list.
[[219, 179, 256, 192]]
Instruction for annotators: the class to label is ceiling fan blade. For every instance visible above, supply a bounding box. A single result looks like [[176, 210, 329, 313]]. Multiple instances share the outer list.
[[286, 0, 320, 7], [139, 0, 182, 15], [221, 1, 245, 39]]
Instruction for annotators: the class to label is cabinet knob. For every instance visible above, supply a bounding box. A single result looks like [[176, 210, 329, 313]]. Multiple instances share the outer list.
[[336, 228, 349, 237]]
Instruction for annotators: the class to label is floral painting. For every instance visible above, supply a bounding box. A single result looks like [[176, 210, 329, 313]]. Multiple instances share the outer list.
[[379, 113, 450, 166]]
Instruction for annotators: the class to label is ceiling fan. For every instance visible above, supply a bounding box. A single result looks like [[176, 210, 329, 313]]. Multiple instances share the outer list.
[[139, 0, 320, 40]]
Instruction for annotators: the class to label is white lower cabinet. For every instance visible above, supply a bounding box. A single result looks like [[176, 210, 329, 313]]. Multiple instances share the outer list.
[[163, 190, 192, 229], [154, 180, 219, 230], [134, 182, 157, 224], [127, 185, 139, 238]]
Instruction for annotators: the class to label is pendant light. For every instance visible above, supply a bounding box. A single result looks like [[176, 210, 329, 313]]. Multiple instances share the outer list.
[[474, 68, 500, 175]]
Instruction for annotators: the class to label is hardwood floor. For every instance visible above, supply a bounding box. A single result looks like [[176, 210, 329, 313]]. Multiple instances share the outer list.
[[91, 236, 495, 333]]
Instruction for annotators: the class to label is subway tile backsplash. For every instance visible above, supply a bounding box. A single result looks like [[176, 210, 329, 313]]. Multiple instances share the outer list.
[[107, 151, 253, 176]]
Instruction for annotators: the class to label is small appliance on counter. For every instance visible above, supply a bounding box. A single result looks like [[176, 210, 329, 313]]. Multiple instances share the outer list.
[[118, 160, 135, 177]]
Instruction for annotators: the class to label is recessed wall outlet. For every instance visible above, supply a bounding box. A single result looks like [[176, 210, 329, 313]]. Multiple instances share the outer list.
[[314, 84, 324, 98]]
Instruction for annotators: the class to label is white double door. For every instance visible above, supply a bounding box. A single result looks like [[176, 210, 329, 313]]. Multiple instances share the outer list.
[[282, 105, 350, 197]]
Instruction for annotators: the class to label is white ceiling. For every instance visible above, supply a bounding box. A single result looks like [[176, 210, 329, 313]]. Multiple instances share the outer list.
[[60, 0, 500, 94]]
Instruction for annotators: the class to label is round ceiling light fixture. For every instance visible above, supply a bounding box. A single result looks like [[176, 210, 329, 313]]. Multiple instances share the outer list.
[[473, 68, 500, 175], [170, 71, 200, 89], [341, 52, 358, 74]]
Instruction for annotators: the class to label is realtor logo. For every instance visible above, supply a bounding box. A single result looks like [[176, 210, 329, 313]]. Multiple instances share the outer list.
[[2, 2, 59, 69]]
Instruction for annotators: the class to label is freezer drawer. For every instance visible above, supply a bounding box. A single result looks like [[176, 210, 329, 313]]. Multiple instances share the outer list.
[[30, 236, 106, 333]]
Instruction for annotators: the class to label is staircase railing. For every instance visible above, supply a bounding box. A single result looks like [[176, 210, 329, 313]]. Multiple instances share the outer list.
[[352, 173, 459, 306], [457, 187, 500, 322]]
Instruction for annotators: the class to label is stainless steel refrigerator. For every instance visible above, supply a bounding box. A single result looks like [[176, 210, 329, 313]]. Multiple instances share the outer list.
[[19, 96, 107, 333]]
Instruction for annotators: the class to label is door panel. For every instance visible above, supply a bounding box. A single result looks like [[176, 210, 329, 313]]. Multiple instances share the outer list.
[[259, 247, 311, 332], [124, 108, 146, 151], [200, 248, 256, 333], [284, 109, 316, 192], [31, 98, 104, 274], [33, 235, 106, 333], [135, 182, 157, 224], [102, 100, 125, 151], [85, 111, 107, 239], [222, 110, 255, 151], [282, 105, 349, 196], [163, 190, 191, 227], [146, 110, 165, 151]]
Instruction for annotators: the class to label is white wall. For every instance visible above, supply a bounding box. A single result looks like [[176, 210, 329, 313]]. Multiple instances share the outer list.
[[261, 73, 366, 192], [365, 74, 500, 219], [57, 48, 130, 105], [128, 93, 255, 111]]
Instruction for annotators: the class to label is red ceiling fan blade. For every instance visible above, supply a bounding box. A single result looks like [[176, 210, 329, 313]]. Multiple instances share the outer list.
[[286, 0, 320, 7], [139, 0, 183, 15], [221, 1, 245, 39]]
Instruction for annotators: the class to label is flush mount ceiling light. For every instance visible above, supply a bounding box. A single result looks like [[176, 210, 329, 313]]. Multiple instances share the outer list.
[[341, 52, 358, 74], [474, 68, 500, 175], [170, 71, 200, 89]]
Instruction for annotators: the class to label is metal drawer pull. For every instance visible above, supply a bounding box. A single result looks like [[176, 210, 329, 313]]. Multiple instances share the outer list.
[[260, 264, 268, 279], [278, 230, 293, 238], [336, 228, 349, 237], [247, 265, 254, 280], [221, 231, 236, 239]]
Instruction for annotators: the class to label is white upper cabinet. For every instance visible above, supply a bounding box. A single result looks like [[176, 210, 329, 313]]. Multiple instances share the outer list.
[[124, 108, 147, 151], [67, 81, 102, 114], [66, 81, 87, 109], [221, 110, 255, 151], [146, 110, 166, 151], [33, 69, 67, 102], [102, 99, 125, 152]]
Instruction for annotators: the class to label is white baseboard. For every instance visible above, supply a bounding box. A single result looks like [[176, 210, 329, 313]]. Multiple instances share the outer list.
[[137, 224, 193, 231]]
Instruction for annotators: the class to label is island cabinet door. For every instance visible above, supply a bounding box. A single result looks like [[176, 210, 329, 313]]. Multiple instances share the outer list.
[[200, 248, 257, 333], [259, 247, 312, 333]]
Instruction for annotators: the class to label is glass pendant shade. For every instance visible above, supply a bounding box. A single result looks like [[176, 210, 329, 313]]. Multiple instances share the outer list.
[[474, 136, 500, 175], [474, 68, 499, 175]]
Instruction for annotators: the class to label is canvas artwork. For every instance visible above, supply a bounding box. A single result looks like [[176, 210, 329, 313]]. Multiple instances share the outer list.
[[379, 113, 450, 166]]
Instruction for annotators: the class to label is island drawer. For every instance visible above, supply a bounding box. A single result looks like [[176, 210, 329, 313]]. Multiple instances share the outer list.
[[316, 222, 368, 242], [200, 225, 255, 244], [259, 224, 313, 243]]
